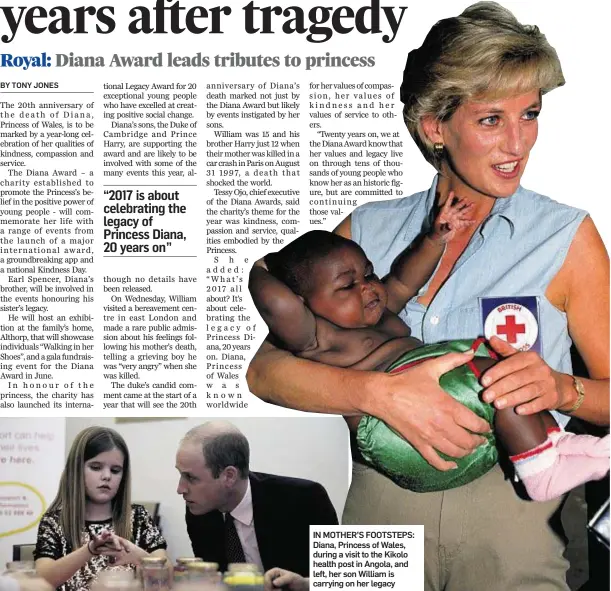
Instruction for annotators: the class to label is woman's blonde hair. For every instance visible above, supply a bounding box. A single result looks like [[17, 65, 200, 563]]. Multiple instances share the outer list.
[[48, 427, 132, 551], [401, 1, 564, 169]]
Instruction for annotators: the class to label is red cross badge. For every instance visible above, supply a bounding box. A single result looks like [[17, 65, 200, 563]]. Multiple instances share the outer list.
[[480, 296, 541, 354]]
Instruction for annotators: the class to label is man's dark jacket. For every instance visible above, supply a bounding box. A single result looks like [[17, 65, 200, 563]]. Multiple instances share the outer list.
[[185, 471, 338, 576]]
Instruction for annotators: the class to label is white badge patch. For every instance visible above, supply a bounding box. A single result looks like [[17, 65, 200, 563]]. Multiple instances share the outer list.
[[484, 302, 539, 352]]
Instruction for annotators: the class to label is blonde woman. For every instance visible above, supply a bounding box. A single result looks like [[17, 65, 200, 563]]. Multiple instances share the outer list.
[[247, 3, 609, 590], [34, 427, 167, 591]]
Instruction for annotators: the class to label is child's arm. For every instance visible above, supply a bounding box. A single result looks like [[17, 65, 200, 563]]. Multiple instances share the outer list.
[[385, 193, 474, 313], [249, 260, 317, 353]]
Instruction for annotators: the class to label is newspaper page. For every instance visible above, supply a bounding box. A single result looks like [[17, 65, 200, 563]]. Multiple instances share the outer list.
[[1, 0, 609, 589]]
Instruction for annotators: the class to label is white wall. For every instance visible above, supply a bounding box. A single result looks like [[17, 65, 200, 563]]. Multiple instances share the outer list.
[[65, 416, 350, 560]]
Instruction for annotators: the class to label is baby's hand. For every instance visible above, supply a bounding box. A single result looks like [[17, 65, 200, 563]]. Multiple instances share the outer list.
[[429, 192, 475, 243]]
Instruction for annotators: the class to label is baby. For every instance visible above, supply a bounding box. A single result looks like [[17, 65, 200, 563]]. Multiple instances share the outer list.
[[249, 194, 609, 499]]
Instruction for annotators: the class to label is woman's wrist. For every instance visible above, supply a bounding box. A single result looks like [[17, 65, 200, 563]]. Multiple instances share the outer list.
[[557, 373, 582, 413], [355, 371, 395, 418], [346, 370, 381, 416]]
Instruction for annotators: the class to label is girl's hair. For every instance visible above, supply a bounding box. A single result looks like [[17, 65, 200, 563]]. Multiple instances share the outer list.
[[48, 427, 132, 550], [400, 1, 564, 169], [265, 230, 365, 296]]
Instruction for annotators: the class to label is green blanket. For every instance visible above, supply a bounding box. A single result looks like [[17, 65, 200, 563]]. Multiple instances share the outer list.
[[357, 339, 498, 492]]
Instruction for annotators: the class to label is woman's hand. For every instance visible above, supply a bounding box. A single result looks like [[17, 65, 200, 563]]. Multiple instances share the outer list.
[[369, 350, 491, 471], [480, 336, 566, 414], [247, 342, 491, 471]]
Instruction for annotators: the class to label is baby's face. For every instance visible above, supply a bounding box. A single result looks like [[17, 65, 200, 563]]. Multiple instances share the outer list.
[[305, 246, 387, 328]]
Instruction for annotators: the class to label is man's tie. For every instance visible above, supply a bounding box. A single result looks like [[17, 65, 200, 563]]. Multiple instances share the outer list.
[[224, 513, 246, 565]]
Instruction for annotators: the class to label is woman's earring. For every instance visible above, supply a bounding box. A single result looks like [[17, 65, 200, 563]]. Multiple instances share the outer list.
[[433, 142, 444, 156]]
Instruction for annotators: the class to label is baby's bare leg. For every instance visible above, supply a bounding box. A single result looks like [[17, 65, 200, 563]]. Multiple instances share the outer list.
[[473, 357, 549, 453]]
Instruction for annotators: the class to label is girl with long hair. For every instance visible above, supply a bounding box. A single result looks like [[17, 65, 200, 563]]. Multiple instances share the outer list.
[[34, 427, 167, 591]]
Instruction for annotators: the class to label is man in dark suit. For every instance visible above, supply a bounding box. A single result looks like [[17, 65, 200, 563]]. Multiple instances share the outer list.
[[176, 421, 338, 576]]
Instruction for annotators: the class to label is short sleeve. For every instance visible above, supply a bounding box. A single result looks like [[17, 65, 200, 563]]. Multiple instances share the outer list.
[[34, 513, 64, 560], [131, 505, 167, 553]]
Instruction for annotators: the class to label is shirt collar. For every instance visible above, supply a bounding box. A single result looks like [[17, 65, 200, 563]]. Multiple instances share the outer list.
[[488, 188, 516, 237], [228, 479, 253, 527], [426, 174, 517, 238]]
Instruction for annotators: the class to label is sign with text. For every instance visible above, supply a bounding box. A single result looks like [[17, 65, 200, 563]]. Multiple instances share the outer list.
[[0, 418, 65, 566]]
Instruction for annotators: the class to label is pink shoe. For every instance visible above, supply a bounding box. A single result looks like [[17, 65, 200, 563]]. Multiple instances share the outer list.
[[510, 432, 610, 502], [553, 431, 610, 460]]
